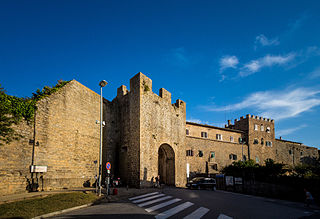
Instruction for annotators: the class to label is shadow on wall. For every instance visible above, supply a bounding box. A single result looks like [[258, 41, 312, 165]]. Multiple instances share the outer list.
[[300, 156, 319, 166], [83, 180, 91, 187]]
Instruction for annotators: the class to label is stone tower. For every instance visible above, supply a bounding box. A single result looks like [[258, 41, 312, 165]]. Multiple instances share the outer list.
[[105, 72, 187, 187], [233, 114, 275, 163]]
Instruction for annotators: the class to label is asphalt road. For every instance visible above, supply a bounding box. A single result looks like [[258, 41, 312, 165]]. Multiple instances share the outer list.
[[54, 187, 319, 219]]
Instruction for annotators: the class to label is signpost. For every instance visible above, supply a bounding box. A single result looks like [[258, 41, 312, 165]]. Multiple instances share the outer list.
[[106, 162, 111, 196]]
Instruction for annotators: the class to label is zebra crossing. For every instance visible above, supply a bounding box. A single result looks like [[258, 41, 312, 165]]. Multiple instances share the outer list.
[[128, 192, 211, 219]]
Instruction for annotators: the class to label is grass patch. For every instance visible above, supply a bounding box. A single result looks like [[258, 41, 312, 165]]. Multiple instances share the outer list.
[[0, 192, 99, 219]]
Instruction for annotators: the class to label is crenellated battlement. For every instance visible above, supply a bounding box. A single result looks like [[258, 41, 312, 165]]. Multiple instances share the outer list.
[[159, 88, 172, 103], [232, 114, 274, 123], [117, 85, 128, 97]]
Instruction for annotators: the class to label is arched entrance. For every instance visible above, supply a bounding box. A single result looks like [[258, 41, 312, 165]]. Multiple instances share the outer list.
[[158, 144, 175, 186]]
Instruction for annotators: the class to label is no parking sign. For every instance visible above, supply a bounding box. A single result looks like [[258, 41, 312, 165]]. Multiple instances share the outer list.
[[106, 162, 111, 170]]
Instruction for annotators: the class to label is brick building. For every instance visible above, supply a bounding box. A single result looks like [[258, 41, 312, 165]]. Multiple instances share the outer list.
[[0, 72, 319, 195]]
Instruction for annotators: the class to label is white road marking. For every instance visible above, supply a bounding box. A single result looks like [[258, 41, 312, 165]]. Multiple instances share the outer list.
[[155, 201, 194, 219], [217, 214, 233, 219], [138, 196, 172, 207], [183, 207, 210, 219], [128, 192, 159, 200], [145, 198, 181, 212], [132, 194, 165, 203]]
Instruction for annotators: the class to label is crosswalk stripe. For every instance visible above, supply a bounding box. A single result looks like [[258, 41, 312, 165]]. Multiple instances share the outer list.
[[145, 198, 181, 213], [217, 214, 233, 219], [132, 194, 165, 203], [155, 201, 194, 219], [183, 207, 210, 219], [128, 192, 159, 200], [138, 195, 172, 207]]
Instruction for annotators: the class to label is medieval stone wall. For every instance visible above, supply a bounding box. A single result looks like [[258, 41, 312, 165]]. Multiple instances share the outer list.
[[274, 139, 319, 166], [0, 80, 101, 195], [0, 121, 33, 195]]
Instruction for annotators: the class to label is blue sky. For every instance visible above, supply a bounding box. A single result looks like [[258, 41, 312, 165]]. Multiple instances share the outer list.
[[1, 1, 320, 148]]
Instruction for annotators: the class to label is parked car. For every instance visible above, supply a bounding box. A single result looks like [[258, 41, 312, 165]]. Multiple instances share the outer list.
[[186, 177, 216, 190]]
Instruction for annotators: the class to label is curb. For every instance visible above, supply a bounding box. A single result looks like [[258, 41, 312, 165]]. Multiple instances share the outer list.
[[32, 203, 93, 219]]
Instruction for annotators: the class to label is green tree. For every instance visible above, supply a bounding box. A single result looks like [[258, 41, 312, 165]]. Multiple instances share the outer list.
[[0, 85, 21, 145], [0, 80, 70, 146]]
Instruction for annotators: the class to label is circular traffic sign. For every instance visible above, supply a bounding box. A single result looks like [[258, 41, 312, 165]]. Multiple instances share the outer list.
[[106, 162, 111, 170]]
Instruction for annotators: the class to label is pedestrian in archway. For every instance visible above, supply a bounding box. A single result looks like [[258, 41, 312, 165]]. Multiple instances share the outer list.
[[151, 176, 154, 188], [155, 176, 159, 188]]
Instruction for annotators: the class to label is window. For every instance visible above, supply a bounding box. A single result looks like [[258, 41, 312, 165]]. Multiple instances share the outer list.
[[260, 125, 264, 131], [261, 138, 264, 145], [201, 132, 208, 138], [229, 154, 237, 160], [300, 151, 303, 156], [255, 156, 259, 163], [198, 150, 203, 157], [243, 155, 247, 161], [230, 136, 234, 142], [254, 124, 258, 131], [186, 129, 190, 135], [186, 150, 194, 156], [210, 151, 215, 158], [289, 149, 292, 155], [266, 126, 271, 133], [216, 134, 222, 140], [266, 141, 272, 147], [253, 139, 259, 144], [211, 164, 218, 170]]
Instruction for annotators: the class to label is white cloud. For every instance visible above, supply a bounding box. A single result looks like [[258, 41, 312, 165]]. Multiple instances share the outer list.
[[219, 55, 239, 72], [309, 67, 320, 79], [204, 87, 320, 121], [172, 47, 188, 64], [187, 118, 211, 125], [240, 53, 296, 77], [255, 34, 279, 48], [277, 124, 307, 137]]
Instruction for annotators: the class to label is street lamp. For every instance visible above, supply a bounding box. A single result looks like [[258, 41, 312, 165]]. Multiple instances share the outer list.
[[98, 80, 108, 196]]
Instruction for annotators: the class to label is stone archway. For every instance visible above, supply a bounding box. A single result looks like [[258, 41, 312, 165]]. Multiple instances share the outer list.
[[158, 144, 175, 186]]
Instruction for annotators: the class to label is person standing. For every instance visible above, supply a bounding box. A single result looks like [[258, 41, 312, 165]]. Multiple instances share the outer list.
[[304, 188, 314, 207], [157, 175, 161, 188], [155, 176, 159, 188], [151, 176, 154, 188]]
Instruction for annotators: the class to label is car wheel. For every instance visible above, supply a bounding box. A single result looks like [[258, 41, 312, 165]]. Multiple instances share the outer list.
[[197, 185, 201, 190]]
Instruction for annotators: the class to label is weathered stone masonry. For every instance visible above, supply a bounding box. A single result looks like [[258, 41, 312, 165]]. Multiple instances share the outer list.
[[1, 80, 100, 195]]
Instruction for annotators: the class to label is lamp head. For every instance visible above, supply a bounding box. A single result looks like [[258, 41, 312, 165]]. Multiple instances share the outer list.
[[99, 80, 108, 87]]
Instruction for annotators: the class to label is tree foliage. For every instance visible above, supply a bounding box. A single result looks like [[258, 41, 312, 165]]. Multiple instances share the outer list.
[[0, 80, 69, 145], [221, 159, 285, 180]]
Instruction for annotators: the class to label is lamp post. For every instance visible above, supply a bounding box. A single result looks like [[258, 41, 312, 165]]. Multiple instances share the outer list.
[[98, 80, 108, 196]]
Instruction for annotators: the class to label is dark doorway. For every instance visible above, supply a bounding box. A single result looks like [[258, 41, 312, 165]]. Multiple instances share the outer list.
[[158, 144, 175, 186]]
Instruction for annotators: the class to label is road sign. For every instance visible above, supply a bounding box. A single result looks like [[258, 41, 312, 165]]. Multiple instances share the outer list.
[[106, 162, 111, 170]]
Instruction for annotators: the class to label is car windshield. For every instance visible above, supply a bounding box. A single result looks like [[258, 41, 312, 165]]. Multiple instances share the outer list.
[[191, 177, 204, 182]]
